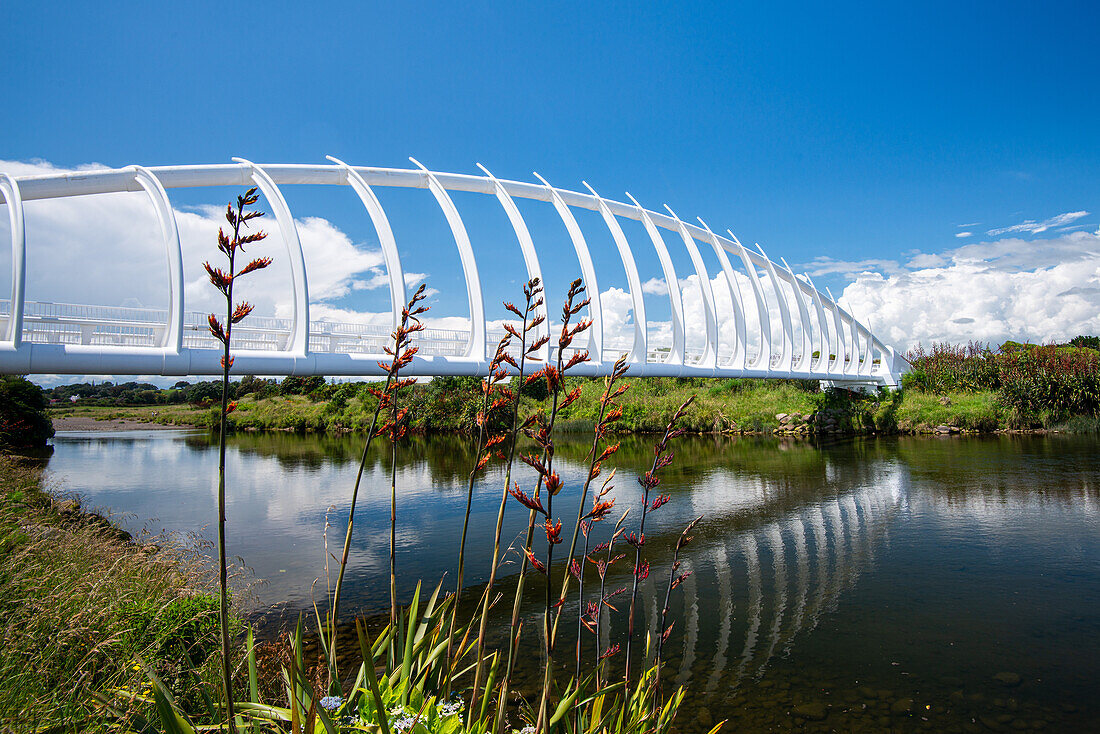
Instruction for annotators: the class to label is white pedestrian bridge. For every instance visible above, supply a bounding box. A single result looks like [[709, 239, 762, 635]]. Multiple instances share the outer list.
[[0, 161, 904, 386]]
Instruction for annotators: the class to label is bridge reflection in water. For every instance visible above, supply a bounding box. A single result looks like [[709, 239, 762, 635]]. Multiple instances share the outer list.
[[494, 440, 906, 707]]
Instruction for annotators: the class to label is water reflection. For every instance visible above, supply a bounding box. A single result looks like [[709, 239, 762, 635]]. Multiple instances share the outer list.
[[46, 431, 1100, 730]]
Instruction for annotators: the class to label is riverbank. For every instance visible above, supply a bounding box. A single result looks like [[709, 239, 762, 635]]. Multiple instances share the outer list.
[[0, 454, 237, 728], [49, 377, 1100, 436]]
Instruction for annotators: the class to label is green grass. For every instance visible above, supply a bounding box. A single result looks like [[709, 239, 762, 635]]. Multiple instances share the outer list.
[[893, 390, 1005, 432], [0, 455, 235, 729]]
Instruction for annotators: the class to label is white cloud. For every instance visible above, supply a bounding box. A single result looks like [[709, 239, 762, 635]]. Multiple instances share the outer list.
[[955, 231, 972, 238], [802, 255, 903, 278], [640, 277, 668, 295], [986, 210, 1088, 236], [839, 230, 1100, 351]]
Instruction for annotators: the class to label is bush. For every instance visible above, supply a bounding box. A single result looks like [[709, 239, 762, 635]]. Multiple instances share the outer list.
[[997, 344, 1100, 426], [904, 342, 1000, 393], [0, 376, 54, 449]]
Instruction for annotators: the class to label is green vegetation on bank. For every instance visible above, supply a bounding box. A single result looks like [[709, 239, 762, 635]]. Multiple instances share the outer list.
[[43, 334, 1100, 437], [0, 455, 235, 728]]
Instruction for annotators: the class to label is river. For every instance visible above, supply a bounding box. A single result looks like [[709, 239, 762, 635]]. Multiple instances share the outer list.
[[45, 429, 1100, 731]]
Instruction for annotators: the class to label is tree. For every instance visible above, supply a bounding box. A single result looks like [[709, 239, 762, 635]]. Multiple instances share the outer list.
[[0, 376, 54, 449]]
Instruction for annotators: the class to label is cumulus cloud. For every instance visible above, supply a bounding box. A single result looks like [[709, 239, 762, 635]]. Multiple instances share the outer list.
[[838, 230, 1100, 351]]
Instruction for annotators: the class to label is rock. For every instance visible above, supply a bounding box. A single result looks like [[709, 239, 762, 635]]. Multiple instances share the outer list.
[[792, 701, 827, 721], [775, 413, 788, 422], [56, 498, 81, 514], [992, 672, 1022, 687], [891, 698, 915, 715], [939, 395, 953, 406]]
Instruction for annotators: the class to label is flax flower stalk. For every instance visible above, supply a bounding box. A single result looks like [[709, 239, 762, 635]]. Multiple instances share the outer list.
[[655, 516, 701, 701], [382, 301, 428, 634], [531, 281, 591, 733], [470, 278, 545, 729], [623, 395, 694, 690], [204, 187, 271, 732], [445, 333, 511, 698], [594, 512, 629, 689], [549, 356, 628, 643], [327, 285, 427, 690]]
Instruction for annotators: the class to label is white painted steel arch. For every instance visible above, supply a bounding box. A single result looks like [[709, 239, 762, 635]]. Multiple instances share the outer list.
[[0, 159, 904, 386]]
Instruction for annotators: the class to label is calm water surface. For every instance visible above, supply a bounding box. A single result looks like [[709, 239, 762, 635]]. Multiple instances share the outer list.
[[46, 430, 1100, 732]]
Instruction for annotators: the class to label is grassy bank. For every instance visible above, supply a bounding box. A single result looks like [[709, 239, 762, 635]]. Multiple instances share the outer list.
[[0, 454, 237, 729], [50, 371, 1100, 438]]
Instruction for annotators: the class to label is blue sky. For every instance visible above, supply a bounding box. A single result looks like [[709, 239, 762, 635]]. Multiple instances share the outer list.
[[2, 1, 1099, 370]]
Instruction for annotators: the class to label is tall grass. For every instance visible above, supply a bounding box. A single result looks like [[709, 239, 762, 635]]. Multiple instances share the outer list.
[[0, 456, 230, 730]]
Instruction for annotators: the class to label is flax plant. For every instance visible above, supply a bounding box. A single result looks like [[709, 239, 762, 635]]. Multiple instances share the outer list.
[[505, 280, 592, 733], [204, 187, 272, 732], [470, 278, 548, 726], [326, 285, 428, 690], [379, 290, 429, 633], [444, 333, 512, 697], [623, 396, 694, 690], [654, 516, 701, 700], [590, 512, 629, 689]]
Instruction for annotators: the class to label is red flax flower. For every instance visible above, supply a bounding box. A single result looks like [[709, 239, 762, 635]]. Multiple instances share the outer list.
[[509, 483, 547, 517], [633, 561, 650, 581], [544, 472, 563, 496], [544, 518, 563, 545], [599, 644, 620, 660], [650, 494, 671, 511], [523, 547, 547, 575]]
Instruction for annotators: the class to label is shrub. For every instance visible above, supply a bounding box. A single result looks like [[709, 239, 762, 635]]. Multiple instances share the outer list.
[[0, 376, 54, 449]]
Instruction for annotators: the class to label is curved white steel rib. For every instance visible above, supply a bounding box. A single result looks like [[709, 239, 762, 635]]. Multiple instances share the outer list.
[[665, 204, 718, 370], [533, 172, 602, 364], [327, 156, 406, 331], [780, 257, 813, 374], [697, 218, 747, 370], [410, 158, 486, 362], [0, 174, 25, 349], [728, 231, 772, 372], [627, 192, 685, 367], [583, 181, 647, 366], [231, 158, 310, 357], [478, 163, 550, 363], [131, 165, 184, 352], [0, 159, 903, 387]]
